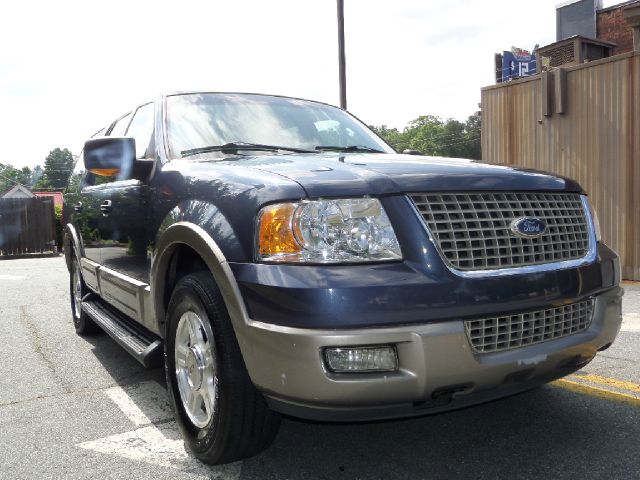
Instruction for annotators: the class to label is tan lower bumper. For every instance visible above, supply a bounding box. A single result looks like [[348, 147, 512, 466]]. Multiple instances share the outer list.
[[242, 287, 623, 421]]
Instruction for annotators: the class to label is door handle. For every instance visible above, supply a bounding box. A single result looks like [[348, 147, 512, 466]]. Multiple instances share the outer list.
[[100, 200, 113, 215], [74, 202, 83, 212]]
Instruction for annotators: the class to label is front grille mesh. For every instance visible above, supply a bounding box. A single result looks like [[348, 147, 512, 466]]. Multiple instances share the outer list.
[[410, 192, 590, 270], [464, 299, 595, 354]]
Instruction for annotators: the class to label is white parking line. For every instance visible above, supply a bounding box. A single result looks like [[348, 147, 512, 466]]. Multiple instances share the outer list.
[[621, 313, 640, 332], [0, 274, 25, 281], [104, 381, 173, 426], [622, 313, 640, 332], [77, 381, 242, 478]]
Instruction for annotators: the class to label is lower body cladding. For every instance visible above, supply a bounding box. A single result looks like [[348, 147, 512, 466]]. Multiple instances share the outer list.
[[242, 287, 622, 422]]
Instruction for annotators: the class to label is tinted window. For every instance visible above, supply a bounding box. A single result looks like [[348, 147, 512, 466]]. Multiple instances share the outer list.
[[166, 93, 393, 158], [110, 112, 132, 137], [126, 103, 154, 158]]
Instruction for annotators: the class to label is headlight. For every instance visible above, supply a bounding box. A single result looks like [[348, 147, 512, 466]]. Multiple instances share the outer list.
[[586, 198, 601, 242], [256, 198, 402, 263]]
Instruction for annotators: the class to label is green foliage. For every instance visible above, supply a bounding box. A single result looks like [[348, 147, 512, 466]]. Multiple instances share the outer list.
[[0, 148, 74, 194], [34, 148, 75, 190], [0, 163, 34, 192], [54, 205, 63, 249], [371, 113, 481, 160]]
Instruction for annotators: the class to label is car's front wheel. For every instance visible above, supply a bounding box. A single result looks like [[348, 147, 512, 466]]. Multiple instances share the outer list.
[[165, 272, 281, 465], [70, 254, 98, 335]]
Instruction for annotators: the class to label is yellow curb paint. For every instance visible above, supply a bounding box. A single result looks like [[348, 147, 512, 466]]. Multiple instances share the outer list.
[[572, 373, 640, 394], [553, 379, 640, 407]]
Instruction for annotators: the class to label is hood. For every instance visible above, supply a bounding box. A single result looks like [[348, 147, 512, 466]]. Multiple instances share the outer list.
[[229, 153, 582, 197]]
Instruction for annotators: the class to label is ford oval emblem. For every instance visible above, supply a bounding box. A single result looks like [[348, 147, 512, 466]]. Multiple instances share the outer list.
[[510, 217, 547, 238]]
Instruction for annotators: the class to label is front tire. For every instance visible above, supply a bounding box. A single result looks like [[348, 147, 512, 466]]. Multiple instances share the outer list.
[[165, 272, 281, 465], [70, 254, 98, 335]]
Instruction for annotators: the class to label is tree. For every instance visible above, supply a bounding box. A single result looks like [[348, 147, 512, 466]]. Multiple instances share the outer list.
[[35, 148, 75, 190], [371, 112, 482, 160], [0, 163, 33, 192], [30, 165, 44, 187], [369, 125, 404, 151]]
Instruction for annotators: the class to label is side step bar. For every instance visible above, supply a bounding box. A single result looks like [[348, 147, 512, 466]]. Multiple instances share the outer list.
[[81, 299, 163, 368]]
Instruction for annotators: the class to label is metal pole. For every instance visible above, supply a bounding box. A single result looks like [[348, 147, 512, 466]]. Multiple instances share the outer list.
[[337, 0, 347, 109]]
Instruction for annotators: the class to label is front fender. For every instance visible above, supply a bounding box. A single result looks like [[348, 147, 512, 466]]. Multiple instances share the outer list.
[[63, 223, 84, 272], [151, 221, 255, 369], [156, 200, 246, 262]]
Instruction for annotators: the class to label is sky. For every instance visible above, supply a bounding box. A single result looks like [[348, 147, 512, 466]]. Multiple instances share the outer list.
[[0, 0, 619, 169]]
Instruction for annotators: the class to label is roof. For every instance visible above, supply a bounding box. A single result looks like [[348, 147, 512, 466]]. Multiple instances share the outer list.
[[598, 0, 640, 14], [555, 0, 600, 9], [1, 184, 35, 198], [161, 91, 341, 110], [537, 35, 617, 53], [33, 191, 64, 208]]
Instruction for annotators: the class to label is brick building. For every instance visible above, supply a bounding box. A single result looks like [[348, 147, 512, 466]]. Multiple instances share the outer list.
[[597, 0, 640, 54]]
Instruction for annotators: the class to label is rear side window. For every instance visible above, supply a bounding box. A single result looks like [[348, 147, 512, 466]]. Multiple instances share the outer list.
[[126, 103, 154, 158], [110, 112, 132, 137]]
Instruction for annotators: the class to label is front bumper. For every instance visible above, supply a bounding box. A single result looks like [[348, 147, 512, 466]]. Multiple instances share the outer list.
[[243, 287, 623, 422]]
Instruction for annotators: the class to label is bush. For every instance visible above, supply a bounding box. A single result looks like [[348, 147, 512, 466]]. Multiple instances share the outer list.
[[54, 205, 63, 250]]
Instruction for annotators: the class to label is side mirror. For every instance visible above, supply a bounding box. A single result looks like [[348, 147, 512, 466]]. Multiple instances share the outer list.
[[84, 137, 135, 178], [402, 149, 423, 155]]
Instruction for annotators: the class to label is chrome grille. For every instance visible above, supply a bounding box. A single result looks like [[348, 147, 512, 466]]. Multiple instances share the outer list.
[[464, 299, 595, 354], [410, 192, 590, 270]]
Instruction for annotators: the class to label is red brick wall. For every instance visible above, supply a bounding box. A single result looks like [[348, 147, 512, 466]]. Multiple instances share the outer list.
[[597, 4, 636, 54]]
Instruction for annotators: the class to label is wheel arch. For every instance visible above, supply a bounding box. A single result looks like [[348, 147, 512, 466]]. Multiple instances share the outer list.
[[63, 223, 84, 272], [151, 222, 253, 361]]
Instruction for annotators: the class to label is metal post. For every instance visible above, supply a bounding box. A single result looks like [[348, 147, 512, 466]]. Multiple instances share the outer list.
[[337, 0, 347, 109]]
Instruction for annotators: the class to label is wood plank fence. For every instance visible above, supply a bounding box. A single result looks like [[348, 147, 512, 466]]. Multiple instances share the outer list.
[[0, 197, 56, 256], [481, 52, 640, 280]]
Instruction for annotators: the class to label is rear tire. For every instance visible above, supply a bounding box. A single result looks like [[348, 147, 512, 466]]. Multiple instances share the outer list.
[[165, 271, 281, 465], [70, 254, 99, 335]]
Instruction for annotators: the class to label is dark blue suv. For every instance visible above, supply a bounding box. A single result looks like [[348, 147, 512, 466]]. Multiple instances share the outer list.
[[63, 92, 623, 464]]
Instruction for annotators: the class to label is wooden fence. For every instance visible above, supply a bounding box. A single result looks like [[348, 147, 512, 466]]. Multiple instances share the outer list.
[[0, 197, 56, 256], [481, 52, 640, 280]]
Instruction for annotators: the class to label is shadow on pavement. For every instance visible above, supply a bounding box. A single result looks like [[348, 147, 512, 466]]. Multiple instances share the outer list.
[[82, 329, 640, 479], [246, 386, 639, 479], [83, 331, 166, 388]]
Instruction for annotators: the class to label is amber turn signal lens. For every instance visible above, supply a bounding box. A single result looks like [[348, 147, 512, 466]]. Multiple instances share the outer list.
[[89, 168, 120, 177], [258, 203, 302, 256]]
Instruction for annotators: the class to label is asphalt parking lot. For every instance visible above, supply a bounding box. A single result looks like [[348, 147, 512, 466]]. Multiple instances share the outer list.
[[1, 256, 639, 480]]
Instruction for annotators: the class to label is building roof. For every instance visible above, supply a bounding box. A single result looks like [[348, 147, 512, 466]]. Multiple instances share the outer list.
[[538, 35, 618, 51], [1, 184, 35, 199], [33, 191, 64, 208], [598, 0, 640, 14]]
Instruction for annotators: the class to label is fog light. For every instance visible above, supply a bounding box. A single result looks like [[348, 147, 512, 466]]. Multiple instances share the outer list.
[[324, 346, 398, 373]]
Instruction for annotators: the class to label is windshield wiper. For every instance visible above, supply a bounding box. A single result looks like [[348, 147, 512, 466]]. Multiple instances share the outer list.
[[314, 145, 386, 154], [181, 142, 316, 157]]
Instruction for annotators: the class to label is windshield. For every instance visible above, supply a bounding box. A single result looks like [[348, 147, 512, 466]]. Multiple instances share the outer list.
[[166, 93, 394, 158]]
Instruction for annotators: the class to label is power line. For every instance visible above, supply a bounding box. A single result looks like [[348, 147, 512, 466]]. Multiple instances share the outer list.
[[437, 135, 482, 149], [0, 171, 25, 188], [415, 130, 480, 143], [376, 126, 481, 142]]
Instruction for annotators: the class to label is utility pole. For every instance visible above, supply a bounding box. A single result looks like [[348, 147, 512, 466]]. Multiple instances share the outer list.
[[337, 0, 347, 109]]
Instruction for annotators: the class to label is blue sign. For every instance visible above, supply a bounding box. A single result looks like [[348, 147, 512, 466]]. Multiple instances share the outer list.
[[502, 48, 536, 82]]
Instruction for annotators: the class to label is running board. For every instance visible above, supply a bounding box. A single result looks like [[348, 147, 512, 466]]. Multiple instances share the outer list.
[[81, 299, 163, 368]]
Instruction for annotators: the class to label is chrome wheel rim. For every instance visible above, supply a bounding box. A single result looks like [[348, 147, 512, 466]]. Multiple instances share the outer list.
[[72, 261, 82, 319], [175, 310, 217, 429]]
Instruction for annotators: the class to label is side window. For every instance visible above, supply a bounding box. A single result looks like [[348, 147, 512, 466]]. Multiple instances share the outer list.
[[109, 112, 132, 137], [126, 103, 154, 158]]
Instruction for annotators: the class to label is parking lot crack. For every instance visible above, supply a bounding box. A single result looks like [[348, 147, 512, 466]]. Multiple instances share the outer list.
[[0, 381, 157, 409], [18, 305, 72, 394], [598, 354, 639, 364]]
